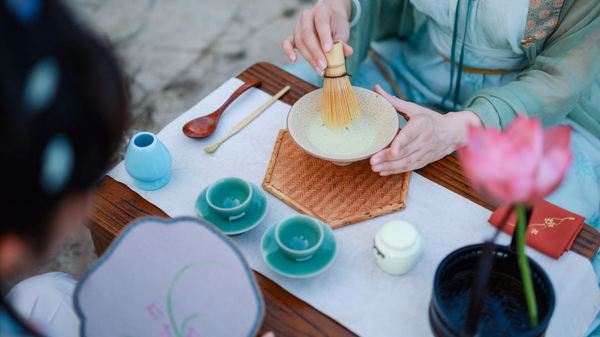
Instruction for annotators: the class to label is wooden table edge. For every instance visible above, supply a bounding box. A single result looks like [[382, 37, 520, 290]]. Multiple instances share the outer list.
[[87, 62, 600, 337]]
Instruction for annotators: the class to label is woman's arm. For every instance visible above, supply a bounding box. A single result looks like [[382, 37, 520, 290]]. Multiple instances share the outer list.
[[465, 1, 600, 130], [371, 1, 600, 175], [282, 0, 415, 76]]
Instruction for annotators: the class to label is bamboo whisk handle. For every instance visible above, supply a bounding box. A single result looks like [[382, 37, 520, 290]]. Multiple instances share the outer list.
[[324, 41, 347, 78]]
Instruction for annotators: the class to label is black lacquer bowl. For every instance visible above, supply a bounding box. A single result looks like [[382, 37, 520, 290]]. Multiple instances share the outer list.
[[429, 244, 555, 337]]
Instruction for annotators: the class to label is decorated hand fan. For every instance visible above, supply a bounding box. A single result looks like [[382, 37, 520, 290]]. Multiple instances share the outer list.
[[75, 217, 264, 337]]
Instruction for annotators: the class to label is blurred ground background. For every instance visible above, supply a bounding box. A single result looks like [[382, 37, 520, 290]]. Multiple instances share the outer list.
[[37, 0, 311, 278]]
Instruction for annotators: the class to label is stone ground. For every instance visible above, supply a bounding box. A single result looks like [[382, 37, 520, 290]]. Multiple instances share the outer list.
[[36, 0, 311, 279]]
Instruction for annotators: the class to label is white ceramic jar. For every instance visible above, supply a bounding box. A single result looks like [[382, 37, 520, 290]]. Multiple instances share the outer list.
[[373, 220, 423, 275]]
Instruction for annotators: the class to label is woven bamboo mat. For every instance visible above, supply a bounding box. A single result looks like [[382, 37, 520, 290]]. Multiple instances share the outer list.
[[262, 129, 411, 229]]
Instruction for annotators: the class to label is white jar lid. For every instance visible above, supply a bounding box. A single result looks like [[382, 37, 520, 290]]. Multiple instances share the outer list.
[[379, 220, 418, 251]]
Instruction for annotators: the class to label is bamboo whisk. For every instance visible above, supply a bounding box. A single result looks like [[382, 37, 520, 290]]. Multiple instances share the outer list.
[[322, 41, 360, 128]]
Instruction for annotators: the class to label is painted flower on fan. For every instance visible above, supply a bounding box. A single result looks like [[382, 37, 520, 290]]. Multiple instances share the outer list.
[[458, 116, 572, 205]]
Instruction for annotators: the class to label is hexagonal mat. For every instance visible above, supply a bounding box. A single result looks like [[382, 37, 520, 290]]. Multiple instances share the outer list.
[[262, 129, 410, 229]]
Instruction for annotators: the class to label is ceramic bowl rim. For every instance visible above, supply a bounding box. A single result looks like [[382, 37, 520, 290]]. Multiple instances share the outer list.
[[205, 177, 253, 213], [431, 243, 555, 336], [286, 87, 399, 163], [274, 215, 325, 256], [260, 221, 337, 279], [196, 183, 270, 236]]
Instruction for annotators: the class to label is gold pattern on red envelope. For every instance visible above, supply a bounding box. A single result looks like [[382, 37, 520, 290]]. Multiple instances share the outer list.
[[506, 216, 576, 235], [489, 200, 585, 259]]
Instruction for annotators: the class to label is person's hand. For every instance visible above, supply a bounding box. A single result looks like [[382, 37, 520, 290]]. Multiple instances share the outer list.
[[370, 85, 482, 175], [282, 0, 353, 75]]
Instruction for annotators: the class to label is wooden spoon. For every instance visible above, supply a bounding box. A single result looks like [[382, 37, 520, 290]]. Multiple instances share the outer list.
[[182, 79, 262, 138], [204, 85, 290, 153]]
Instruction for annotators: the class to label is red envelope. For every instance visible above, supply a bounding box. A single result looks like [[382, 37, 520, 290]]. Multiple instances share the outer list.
[[488, 200, 585, 259]]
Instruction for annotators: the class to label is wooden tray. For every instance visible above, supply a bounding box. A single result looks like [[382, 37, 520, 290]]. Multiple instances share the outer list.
[[263, 130, 410, 228]]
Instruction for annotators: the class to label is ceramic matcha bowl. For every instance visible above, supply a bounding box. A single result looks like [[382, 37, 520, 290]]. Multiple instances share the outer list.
[[287, 87, 399, 166]]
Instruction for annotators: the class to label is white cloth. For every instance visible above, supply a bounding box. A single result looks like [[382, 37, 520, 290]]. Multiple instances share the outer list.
[[6, 272, 79, 337], [108, 78, 600, 337]]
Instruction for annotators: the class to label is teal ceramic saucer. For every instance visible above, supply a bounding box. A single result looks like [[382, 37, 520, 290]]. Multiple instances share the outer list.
[[196, 183, 268, 235], [260, 221, 337, 278]]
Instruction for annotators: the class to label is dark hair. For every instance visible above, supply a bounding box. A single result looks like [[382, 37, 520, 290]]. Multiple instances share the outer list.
[[0, 0, 130, 253]]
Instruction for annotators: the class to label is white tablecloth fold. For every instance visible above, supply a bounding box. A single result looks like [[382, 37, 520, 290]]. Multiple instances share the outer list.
[[109, 78, 600, 337]]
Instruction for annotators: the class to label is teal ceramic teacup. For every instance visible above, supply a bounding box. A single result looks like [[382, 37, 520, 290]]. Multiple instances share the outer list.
[[205, 177, 253, 221], [275, 215, 324, 262]]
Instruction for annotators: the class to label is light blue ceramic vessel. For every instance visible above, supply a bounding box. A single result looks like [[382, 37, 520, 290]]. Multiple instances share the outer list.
[[275, 215, 324, 261], [261, 220, 337, 278], [124, 132, 171, 191], [196, 182, 269, 235], [205, 177, 253, 221]]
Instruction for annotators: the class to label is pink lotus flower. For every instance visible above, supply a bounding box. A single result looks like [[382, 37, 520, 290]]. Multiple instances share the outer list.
[[458, 117, 572, 205]]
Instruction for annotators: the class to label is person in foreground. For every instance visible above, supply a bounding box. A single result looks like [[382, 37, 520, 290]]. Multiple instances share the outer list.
[[0, 2, 279, 336], [282, 0, 600, 334], [0, 0, 130, 335]]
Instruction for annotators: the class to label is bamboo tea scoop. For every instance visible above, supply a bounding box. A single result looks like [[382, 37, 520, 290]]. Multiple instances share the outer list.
[[204, 85, 291, 153], [182, 79, 262, 138]]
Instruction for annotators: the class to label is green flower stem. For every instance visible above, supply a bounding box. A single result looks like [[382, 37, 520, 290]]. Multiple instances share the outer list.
[[516, 203, 539, 327]]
